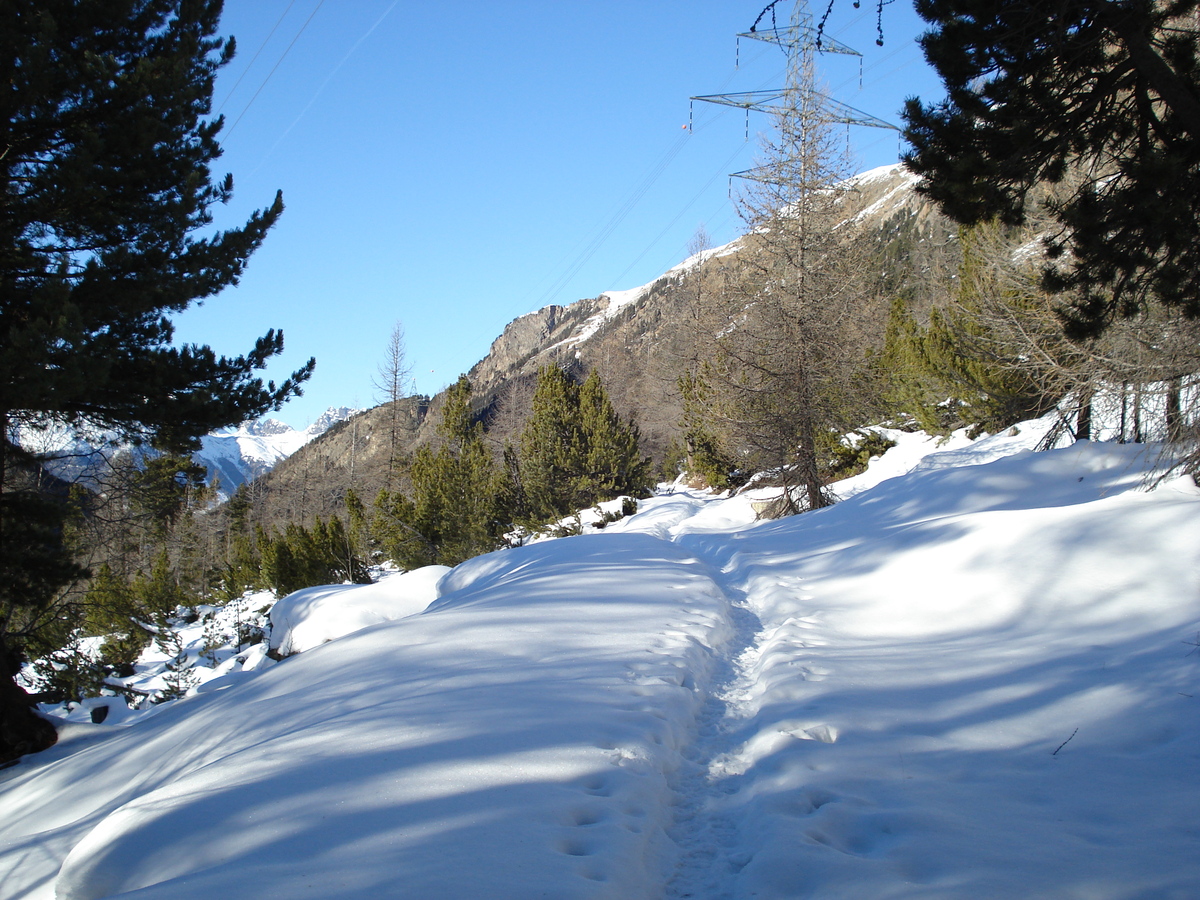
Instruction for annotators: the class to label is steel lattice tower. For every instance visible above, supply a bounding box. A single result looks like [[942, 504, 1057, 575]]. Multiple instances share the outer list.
[[690, 0, 897, 182]]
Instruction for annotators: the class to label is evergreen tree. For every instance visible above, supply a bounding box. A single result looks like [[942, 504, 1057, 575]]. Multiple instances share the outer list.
[[376, 377, 506, 568], [498, 444, 531, 529], [519, 366, 650, 523], [130, 454, 209, 543], [83, 563, 151, 677], [254, 520, 367, 597], [903, 0, 1200, 338], [884, 221, 1110, 438], [520, 366, 588, 521], [677, 369, 734, 490], [939, 225, 1078, 430], [313, 515, 370, 586], [577, 370, 652, 504], [134, 548, 189, 625], [0, 1, 314, 760], [257, 525, 304, 598], [218, 484, 260, 598], [344, 488, 372, 565]]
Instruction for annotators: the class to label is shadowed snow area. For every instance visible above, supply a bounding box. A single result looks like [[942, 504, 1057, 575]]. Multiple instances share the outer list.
[[2, 420, 1198, 899]]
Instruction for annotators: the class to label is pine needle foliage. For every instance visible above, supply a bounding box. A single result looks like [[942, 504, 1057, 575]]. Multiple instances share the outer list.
[[519, 367, 651, 524], [903, 0, 1200, 339], [883, 223, 1088, 436], [375, 376, 508, 569], [0, 0, 314, 761]]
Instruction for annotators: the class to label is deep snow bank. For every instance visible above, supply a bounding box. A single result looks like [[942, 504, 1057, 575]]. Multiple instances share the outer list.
[[1, 535, 732, 900], [660, 440, 1200, 899], [267, 564, 449, 655], [2, 426, 1197, 900]]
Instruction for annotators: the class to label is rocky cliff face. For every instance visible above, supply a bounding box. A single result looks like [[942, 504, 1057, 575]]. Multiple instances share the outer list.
[[248, 165, 955, 525], [469, 303, 579, 389]]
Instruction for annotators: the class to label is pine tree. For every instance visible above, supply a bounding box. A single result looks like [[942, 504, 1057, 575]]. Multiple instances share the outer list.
[[83, 563, 151, 677], [344, 488, 372, 565], [519, 366, 650, 523], [376, 377, 506, 568], [0, 1, 314, 760], [130, 454, 209, 544], [135, 549, 189, 625], [903, 0, 1200, 338], [577, 370, 651, 504], [313, 516, 369, 585], [258, 526, 300, 598], [884, 221, 1106, 438], [677, 368, 734, 490], [520, 366, 587, 521], [218, 484, 260, 599]]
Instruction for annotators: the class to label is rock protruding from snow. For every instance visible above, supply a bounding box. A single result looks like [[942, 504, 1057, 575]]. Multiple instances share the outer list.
[[241, 417, 293, 438]]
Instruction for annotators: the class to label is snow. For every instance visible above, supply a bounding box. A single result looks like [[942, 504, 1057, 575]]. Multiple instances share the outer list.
[[12, 408, 357, 503], [268, 565, 450, 655], [3, 421, 1198, 899], [845, 163, 923, 225], [198, 407, 358, 496], [846, 162, 915, 188]]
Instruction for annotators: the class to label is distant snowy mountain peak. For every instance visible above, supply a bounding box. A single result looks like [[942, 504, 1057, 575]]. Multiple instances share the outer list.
[[197, 406, 358, 497], [239, 417, 292, 438], [17, 407, 359, 502], [305, 406, 357, 436]]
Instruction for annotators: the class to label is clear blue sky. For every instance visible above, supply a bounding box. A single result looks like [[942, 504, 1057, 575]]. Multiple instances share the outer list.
[[176, 1, 946, 429]]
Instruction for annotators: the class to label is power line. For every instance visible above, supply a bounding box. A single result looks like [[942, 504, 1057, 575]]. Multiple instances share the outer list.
[[604, 141, 750, 293], [225, 0, 327, 140], [512, 45, 777, 313], [215, 0, 299, 116], [248, 0, 402, 178], [527, 130, 693, 312]]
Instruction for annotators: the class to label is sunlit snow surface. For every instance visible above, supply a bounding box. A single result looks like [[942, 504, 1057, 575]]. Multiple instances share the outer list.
[[3, 420, 1199, 899]]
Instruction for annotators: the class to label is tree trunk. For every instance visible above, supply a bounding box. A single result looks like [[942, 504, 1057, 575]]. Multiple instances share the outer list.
[[1133, 382, 1144, 442], [1166, 376, 1184, 442], [0, 642, 57, 765], [796, 418, 830, 512], [0, 417, 58, 764], [1075, 398, 1092, 441], [1118, 382, 1128, 443]]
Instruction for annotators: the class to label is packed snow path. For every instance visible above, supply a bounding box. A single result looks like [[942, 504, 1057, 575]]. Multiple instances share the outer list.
[[621, 432, 1200, 899], [2, 424, 1199, 898], [2, 533, 739, 900], [660, 577, 762, 900]]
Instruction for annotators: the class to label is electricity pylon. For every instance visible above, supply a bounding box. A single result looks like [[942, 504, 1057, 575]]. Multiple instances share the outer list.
[[690, 0, 897, 183]]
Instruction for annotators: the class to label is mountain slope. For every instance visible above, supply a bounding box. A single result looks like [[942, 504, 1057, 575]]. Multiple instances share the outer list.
[[250, 163, 954, 524]]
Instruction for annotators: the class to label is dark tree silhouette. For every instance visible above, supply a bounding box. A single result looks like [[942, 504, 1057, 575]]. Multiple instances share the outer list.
[[0, 0, 313, 763]]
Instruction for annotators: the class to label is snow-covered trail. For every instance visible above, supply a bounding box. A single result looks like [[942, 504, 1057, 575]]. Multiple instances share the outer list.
[[3, 427, 1199, 899], [639, 440, 1200, 899], [2, 533, 741, 900], [659, 578, 761, 900]]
